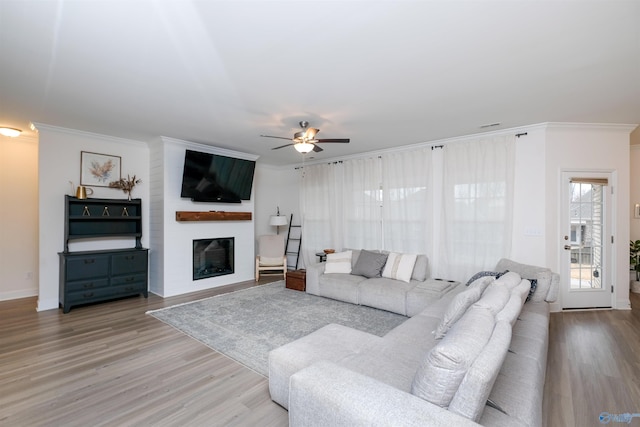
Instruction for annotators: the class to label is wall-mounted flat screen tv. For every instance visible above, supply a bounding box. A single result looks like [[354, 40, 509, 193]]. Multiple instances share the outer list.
[[180, 149, 256, 203]]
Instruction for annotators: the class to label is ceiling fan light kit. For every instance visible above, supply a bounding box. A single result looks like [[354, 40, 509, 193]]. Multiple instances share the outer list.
[[294, 142, 314, 153], [261, 120, 350, 154]]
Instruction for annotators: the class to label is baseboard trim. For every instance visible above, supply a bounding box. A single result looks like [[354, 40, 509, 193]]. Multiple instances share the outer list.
[[0, 289, 38, 302]]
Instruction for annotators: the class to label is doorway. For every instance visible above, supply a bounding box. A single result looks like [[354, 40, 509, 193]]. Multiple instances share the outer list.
[[560, 172, 613, 309]]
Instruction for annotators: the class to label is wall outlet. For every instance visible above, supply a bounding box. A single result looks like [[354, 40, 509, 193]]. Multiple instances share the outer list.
[[25, 271, 33, 280], [524, 226, 543, 237]]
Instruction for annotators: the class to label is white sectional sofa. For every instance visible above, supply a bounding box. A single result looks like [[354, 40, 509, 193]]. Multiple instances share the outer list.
[[268, 258, 559, 427], [306, 249, 459, 316]]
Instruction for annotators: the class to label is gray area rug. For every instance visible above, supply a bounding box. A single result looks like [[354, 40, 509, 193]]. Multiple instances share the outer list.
[[147, 281, 407, 376]]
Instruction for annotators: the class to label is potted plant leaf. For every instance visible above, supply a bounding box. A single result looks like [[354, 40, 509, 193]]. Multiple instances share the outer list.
[[630, 239, 640, 293]]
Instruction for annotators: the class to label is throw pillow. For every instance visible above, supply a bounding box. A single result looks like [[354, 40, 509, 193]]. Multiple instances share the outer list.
[[324, 250, 353, 274], [412, 305, 495, 408], [473, 284, 510, 315], [525, 279, 538, 302], [411, 254, 429, 282], [448, 320, 512, 422], [530, 270, 551, 302], [382, 252, 417, 283], [351, 250, 388, 278], [464, 270, 509, 286], [434, 285, 484, 339]]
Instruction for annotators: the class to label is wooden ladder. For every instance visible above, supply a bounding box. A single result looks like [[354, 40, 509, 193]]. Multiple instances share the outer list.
[[285, 213, 302, 270]]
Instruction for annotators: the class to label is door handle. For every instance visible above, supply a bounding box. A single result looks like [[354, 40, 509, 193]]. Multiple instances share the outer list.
[[564, 245, 572, 250]]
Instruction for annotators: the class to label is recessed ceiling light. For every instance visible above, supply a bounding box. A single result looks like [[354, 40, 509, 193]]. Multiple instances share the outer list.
[[0, 127, 22, 137]]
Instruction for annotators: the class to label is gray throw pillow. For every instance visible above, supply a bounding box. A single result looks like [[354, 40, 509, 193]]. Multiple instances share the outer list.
[[351, 250, 388, 278]]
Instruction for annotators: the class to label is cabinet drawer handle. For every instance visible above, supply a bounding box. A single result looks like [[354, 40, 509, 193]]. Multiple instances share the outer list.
[[83, 282, 94, 289], [83, 292, 94, 298], [125, 286, 134, 291], [126, 277, 135, 282], [125, 255, 135, 261], [84, 259, 95, 264]]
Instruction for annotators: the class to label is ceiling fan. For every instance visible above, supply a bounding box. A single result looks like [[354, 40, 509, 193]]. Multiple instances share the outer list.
[[261, 121, 350, 153]]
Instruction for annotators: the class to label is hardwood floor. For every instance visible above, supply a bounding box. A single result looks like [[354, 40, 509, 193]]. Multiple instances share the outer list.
[[543, 292, 640, 427], [1, 282, 638, 426], [0, 278, 287, 426]]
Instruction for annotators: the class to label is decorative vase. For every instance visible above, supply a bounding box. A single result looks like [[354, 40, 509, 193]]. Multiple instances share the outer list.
[[631, 281, 640, 294]]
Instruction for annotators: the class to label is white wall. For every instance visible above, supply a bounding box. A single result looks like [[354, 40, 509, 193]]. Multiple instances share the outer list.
[[510, 125, 547, 266], [545, 123, 634, 310], [149, 137, 258, 297], [253, 163, 302, 267], [36, 124, 150, 311], [0, 134, 39, 301], [630, 128, 640, 241]]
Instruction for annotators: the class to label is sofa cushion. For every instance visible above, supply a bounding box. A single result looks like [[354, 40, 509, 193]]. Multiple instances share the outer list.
[[268, 323, 382, 409], [449, 320, 512, 422], [324, 250, 353, 274], [358, 278, 414, 315], [495, 258, 550, 280], [434, 279, 490, 339], [487, 352, 545, 427], [529, 270, 551, 302], [411, 305, 495, 407], [492, 271, 522, 290], [546, 273, 560, 302], [318, 273, 365, 304], [351, 249, 388, 278], [474, 284, 510, 315], [406, 279, 458, 317], [382, 252, 417, 283], [496, 293, 523, 326], [411, 254, 429, 282]]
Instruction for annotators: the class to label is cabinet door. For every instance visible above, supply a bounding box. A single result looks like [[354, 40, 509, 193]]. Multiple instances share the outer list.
[[66, 255, 110, 281], [111, 251, 147, 275]]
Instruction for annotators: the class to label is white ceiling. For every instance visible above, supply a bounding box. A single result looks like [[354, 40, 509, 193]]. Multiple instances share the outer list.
[[1, 1, 638, 165]]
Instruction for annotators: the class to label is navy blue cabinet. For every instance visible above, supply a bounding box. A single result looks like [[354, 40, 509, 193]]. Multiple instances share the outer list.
[[59, 196, 148, 313]]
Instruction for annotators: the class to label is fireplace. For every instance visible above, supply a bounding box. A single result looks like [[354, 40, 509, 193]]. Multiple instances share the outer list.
[[193, 237, 234, 280]]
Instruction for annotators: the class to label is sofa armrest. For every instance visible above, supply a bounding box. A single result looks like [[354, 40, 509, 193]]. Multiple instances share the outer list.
[[289, 361, 480, 427], [305, 262, 325, 296]]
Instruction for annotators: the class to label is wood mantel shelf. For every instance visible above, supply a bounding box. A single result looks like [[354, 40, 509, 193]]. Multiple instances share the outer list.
[[175, 211, 252, 222]]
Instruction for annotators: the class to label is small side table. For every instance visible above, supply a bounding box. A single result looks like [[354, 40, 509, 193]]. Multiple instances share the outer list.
[[315, 252, 327, 262], [286, 269, 306, 291]]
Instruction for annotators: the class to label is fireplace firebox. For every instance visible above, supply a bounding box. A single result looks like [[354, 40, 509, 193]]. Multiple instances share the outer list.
[[193, 237, 234, 280]]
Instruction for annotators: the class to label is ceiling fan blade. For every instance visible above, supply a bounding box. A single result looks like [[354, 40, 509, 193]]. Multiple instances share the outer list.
[[312, 144, 324, 153], [272, 143, 294, 150], [316, 138, 350, 143], [260, 134, 293, 141]]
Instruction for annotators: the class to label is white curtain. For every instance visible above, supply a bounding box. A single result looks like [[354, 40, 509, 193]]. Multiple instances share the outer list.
[[300, 137, 515, 283], [381, 148, 432, 255], [299, 162, 343, 267], [300, 158, 382, 265], [342, 157, 382, 251], [437, 136, 515, 282]]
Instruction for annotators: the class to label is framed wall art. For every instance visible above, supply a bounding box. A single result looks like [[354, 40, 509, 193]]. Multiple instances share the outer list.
[[80, 151, 121, 187]]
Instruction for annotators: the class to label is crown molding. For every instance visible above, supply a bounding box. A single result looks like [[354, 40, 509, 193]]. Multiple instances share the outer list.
[[31, 122, 149, 148], [159, 136, 259, 161], [545, 122, 638, 133]]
